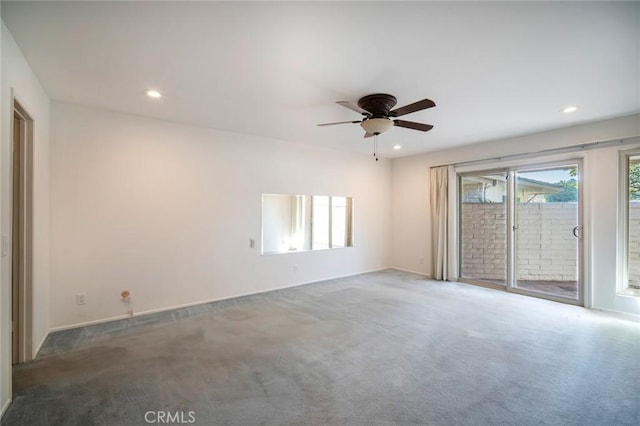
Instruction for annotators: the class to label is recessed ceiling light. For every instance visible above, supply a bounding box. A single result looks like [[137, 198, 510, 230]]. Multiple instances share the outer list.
[[393, 145, 402, 150], [146, 90, 162, 98], [561, 105, 577, 113]]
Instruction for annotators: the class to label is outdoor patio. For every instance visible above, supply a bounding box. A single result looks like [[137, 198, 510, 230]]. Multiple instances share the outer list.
[[479, 279, 578, 300]]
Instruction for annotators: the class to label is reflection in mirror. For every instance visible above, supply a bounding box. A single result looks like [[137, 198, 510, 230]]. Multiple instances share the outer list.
[[262, 194, 353, 255]]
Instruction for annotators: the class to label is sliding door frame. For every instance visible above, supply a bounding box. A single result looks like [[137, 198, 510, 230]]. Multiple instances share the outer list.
[[457, 168, 510, 289], [457, 159, 584, 306], [509, 159, 584, 306]]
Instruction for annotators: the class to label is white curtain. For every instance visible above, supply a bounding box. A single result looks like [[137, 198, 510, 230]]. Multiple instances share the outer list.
[[430, 166, 451, 280]]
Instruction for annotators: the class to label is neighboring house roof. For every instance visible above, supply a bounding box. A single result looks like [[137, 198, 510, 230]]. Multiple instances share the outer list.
[[517, 177, 563, 193], [462, 175, 563, 194]]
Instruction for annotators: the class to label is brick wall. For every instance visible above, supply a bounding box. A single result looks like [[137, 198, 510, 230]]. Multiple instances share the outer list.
[[461, 203, 507, 280], [516, 203, 578, 281], [461, 202, 578, 281], [462, 202, 640, 286]]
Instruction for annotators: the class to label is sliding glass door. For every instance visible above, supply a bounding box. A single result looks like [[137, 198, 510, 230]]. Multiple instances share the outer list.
[[459, 171, 508, 286], [513, 164, 581, 303], [458, 161, 583, 305]]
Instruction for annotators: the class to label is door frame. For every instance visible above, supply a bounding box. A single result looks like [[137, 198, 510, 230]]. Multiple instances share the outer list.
[[457, 158, 585, 306], [457, 168, 509, 289], [507, 159, 584, 306], [11, 98, 34, 364]]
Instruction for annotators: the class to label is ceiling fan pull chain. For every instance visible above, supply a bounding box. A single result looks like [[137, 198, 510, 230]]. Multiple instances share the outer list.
[[372, 134, 376, 158], [373, 134, 379, 161]]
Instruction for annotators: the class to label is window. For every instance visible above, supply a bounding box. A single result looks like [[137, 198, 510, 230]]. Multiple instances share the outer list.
[[331, 196, 348, 248], [311, 196, 353, 250], [622, 152, 640, 292], [261, 194, 353, 254]]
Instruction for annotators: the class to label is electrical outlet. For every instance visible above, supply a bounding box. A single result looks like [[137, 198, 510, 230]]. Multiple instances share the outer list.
[[293, 265, 298, 272], [76, 293, 86, 305], [250, 238, 255, 248]]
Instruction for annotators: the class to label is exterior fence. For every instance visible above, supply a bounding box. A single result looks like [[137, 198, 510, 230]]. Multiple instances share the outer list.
[[461, 202, 578, 282], [628, 202, 640, 287], [462, 201, 640, 287]]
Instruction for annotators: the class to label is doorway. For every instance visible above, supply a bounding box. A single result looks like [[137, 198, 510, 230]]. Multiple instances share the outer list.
[[512, 164, 582, 304], [459, 170, 509, 288], [459, 160, 583, 305], [12, 100, 34, 364]]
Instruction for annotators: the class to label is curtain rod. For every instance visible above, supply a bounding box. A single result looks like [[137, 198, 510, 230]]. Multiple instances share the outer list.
[[431, 136, 640, 169]]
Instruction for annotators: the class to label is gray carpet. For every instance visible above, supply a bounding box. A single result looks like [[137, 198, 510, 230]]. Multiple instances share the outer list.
[[2, 269, 639, 425]]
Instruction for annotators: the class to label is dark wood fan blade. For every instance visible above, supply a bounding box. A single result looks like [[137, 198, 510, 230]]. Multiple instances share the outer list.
[[393, 120, 434, 132], [317, 120, 361, 127], [389, 98, 436, 117], [337, 101, 371, 116], [364, 132, 374, 138]]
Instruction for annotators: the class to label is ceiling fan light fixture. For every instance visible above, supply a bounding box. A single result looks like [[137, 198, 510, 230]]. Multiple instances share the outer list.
[[361, 118, 393, 135]]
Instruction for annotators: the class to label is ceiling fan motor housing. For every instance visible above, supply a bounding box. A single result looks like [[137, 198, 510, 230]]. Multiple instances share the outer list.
[[317, 93, 434, 135], [357, 94, 397, 118]]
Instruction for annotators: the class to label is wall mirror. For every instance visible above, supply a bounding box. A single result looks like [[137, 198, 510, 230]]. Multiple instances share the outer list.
[[261, 194, 353, 255]]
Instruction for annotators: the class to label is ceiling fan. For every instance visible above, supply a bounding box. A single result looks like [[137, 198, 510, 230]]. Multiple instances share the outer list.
[[318, 93, 436, 138]]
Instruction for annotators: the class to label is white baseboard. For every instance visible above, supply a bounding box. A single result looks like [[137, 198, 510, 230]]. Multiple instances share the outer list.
[[50, 267, 393, 333], [33, 332, 50, 358], [590, 307, 640, 322], [50, 313, 133, 333], [293, 266, 391, 287], [390, 266, 431, 278], [1, 397, 11, 420]]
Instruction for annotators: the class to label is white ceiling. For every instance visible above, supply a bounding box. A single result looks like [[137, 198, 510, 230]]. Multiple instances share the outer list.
[[2, 1, 639, 158]]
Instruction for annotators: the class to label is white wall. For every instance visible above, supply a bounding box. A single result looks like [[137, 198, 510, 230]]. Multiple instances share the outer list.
[[0, 20, 51, 417], [390, 114, 640, 315], [50, 102, 391, 329]]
